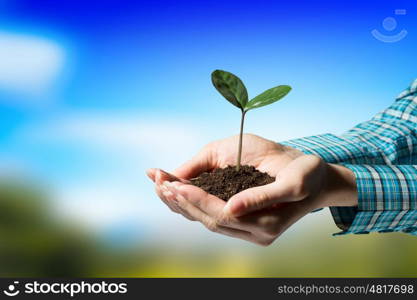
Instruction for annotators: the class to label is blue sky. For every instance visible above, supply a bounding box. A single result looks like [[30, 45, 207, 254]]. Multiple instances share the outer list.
[[0, 0, 417, 246]]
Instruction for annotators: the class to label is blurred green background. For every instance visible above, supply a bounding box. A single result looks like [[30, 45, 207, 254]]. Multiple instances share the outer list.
[[1, 179, 415, 277]]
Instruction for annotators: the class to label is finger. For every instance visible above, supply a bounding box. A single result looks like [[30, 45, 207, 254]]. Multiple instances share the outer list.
[[155, 184, 181, 214], [164, 181, 282, 234], [173, 149, 216, 179], [246, 203, 302, 239], [216, 225, 274, 246], [215, 205, 284, 233], [152, 170, 193, 217], [157, 184, 196, 221], [266, 201, 309, 239], [224, 155, 323, 217], [174, 194, 257, 243], [151, 169, 181, 213], [221, 202, 305, 245], [164, 181, 269, 234], [163, 181, 226, 219], [146, 168, 157, 182], [155, 169, 190, 185], [175, 191, 217, 229], [218, 222, 278, 246], [215, 225, 258, 244], [168, 181, 303, 246], [224, 181, 295, 217]]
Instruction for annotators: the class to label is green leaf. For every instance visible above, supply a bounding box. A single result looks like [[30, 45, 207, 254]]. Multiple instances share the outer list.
[[211, 70, 248, 109], [245, 85, 291, 111]]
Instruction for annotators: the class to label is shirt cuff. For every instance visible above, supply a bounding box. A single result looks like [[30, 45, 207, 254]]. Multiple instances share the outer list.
[[329, 164, 417, 236], [280, 134, 370, 164]]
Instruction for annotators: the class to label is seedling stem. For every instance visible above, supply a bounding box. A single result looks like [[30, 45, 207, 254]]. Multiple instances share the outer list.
[[236, 110, 246, 171]]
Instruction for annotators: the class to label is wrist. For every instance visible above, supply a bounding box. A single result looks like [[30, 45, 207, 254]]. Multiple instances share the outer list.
[[282, 144, 304, 159], [319, 163, 358, 208]]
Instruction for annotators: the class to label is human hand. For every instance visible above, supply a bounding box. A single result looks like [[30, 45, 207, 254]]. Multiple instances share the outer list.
[[146, 135, 357, 246], [223, 154, 358, 217], [146, 134, 302, 216]]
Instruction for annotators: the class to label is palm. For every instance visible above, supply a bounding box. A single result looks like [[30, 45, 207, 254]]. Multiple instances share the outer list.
[[204, 134, 298, 177]]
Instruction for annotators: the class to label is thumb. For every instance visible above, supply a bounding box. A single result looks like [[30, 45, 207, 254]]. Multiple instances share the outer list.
[[155, 169, 190, 185], [173, 150, 215, 179], [224, 181, 293, 217]]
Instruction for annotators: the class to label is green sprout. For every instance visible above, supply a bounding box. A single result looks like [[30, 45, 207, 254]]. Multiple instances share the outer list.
[[211, 70, 291, 171]]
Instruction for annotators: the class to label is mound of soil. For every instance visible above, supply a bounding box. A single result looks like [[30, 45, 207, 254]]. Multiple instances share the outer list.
[[190, 165, 275, 201]]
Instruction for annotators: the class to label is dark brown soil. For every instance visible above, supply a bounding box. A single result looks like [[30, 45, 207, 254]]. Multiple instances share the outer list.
[[190, 165, 275, 201]]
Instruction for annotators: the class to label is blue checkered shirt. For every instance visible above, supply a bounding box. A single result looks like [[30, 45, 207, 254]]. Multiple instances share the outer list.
[[282, 79, 417, 236]]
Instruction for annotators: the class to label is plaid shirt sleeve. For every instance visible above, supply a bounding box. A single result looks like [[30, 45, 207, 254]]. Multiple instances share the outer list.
[[281, 79, 417, 236]]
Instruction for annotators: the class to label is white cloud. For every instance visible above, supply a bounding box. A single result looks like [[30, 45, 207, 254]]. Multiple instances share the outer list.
[[0, 31, 65, 97], [24, 113, 208, 169], [53, 183, 154, 229], [18, 114, 214, 241]]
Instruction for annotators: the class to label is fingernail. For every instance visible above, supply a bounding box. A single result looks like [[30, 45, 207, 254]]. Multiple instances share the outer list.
[[155, 169, 162, 184], [145, 169, 152, 177]]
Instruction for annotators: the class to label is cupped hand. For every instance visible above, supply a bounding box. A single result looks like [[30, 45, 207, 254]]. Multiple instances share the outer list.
[[146, 134, 357, 246], [146, 134, 302, 217]]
